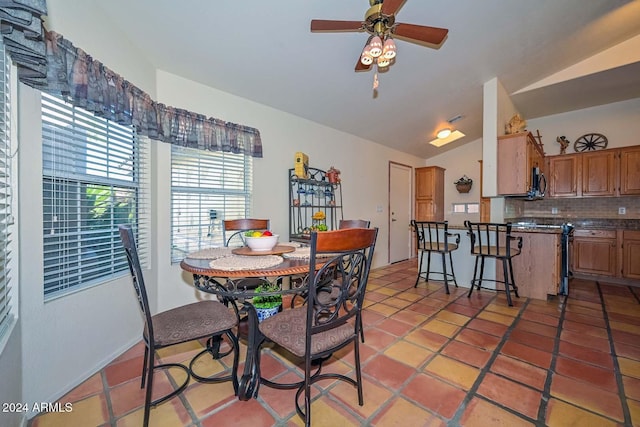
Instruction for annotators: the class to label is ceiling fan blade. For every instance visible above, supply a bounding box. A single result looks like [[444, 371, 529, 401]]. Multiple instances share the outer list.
[[310, 20, 364, 32], [381, 0, 407, 15], [392, 23, 449, 45]]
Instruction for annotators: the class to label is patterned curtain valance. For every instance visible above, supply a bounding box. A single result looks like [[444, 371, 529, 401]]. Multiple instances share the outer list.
[[0, 0, 47, 82], [0, 9, 263, 157]]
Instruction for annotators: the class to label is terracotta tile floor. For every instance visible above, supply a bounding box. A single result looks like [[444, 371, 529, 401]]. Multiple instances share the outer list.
[[30, 260, 640, 426]]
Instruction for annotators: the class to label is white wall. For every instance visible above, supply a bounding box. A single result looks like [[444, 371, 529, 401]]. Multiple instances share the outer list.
[[528, 98, 640, 155]]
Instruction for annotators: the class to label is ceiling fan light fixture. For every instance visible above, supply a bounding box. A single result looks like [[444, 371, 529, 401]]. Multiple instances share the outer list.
[[437, 128, 452, 139], [376, 56, 390, 68], [368, 35, 383, 58], [382, 38, 396, 59], [360, 53, 374, 65]]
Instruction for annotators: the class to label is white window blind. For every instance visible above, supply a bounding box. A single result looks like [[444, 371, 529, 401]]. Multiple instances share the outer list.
[[171, 145, 252, 262], [0, 40, 13, 339], [42, 93, 149, 299]]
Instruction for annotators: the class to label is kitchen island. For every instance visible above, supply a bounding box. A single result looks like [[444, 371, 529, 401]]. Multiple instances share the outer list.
[[429, 223, 565, 302]]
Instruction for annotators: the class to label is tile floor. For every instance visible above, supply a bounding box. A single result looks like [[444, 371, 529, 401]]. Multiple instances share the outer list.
[[30, 259, 640, 426]]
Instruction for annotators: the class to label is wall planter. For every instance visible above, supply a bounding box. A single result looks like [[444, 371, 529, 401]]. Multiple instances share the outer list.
[[454, 175, 473, 193]]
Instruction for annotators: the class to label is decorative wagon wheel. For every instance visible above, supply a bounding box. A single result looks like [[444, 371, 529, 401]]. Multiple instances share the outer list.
[[573, 133, 608, 152]]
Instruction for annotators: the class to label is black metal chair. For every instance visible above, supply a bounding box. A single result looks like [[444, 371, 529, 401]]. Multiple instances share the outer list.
[[411, 220, 460, 294], [119, 225, 239, 427], [464, 221, 523, 306], [257, 227, 378, 426]]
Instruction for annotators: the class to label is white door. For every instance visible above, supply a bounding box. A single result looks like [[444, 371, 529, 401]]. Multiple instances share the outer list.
[[389, 162, 412, 263]]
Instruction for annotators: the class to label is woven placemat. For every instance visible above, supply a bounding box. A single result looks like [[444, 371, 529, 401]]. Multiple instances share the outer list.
[[282, 247, 311, 259], [187, 247, 234, 260], [208, 255, 283, 271]]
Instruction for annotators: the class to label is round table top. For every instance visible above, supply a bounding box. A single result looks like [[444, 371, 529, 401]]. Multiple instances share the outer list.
[[180, 255, 321, 278]]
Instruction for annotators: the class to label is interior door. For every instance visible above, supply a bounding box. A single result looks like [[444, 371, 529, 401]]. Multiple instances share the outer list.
[[389, 162, 412, 263]]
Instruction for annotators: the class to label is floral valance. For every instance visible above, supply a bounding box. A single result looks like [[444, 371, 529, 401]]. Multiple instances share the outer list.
[[0, 4, 262, 157]]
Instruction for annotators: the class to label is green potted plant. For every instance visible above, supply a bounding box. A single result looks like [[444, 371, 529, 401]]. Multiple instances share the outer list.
[[252, 283, 282, 322]]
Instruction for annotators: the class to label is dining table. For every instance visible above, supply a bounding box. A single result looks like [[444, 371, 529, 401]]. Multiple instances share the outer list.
[[179, 244, 324, 400]]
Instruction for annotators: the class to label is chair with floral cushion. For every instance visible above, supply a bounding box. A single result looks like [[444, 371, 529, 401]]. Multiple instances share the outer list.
[[256, 227, 378, 426]]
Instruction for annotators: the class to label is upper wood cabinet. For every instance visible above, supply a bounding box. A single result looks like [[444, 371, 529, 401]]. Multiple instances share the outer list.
[[497, 132, 545, 196], [620, 146, 640, 195], [415, 166, 444, 221], [582, 150, 617, 196], [548, 154, 580, 197], [548, 145, 640, 198]]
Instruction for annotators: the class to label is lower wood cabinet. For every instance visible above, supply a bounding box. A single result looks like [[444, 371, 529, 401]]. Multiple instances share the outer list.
[[500, 231, 561, 300], [622, 230, 640, 280], [572, 229, 617, 277]]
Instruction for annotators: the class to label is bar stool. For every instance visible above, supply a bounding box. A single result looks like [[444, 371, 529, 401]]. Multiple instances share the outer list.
[[411, 220, 460, 294], [464, 221, 523, 306]]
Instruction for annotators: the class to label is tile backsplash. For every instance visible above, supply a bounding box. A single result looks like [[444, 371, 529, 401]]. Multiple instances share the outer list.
[[505, 196, 640, 219]]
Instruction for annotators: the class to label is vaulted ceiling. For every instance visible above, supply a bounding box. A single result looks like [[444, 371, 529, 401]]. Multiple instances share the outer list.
[[95, 0, 640, 158]]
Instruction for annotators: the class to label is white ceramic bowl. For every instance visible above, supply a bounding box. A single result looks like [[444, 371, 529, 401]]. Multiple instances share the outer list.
[[245, 234, 279, 252]]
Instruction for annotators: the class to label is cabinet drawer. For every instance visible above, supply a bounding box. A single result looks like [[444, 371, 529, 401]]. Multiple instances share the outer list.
[[573, 229, 616, 239], [623, 230, 640, 240]]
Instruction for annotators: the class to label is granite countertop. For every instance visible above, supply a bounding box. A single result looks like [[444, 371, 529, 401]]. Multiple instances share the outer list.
[[508, 217, 640, 230]]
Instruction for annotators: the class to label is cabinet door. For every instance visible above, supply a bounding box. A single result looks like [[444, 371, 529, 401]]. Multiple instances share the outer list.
[[416, 167, 435, 199], [415, 199, 435, 221], [497, 133, 528, 195], [622, 230, 640, 279], [548, 154, 580, 197], [620, 146, 640, 195], [581, 151, 617, 196], [572, 230, 617, 277]]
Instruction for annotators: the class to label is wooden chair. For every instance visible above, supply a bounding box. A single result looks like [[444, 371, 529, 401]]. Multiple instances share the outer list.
[[464, 221, 523, 306], [222, 218, 270, 247], [119, 225, 239, 427], [411, 220, 460, 294], [339, 219, 371, 229], [257, 228, 378, 426]]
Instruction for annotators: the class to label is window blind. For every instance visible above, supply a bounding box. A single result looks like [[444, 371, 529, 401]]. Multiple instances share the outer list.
[[0, 40, 13, 339], [42, 93, 149, 299], [171, 146, 252, 262]]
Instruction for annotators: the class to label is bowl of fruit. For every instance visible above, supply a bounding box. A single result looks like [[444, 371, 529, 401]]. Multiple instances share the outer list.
[[244, 230, 279, 252]]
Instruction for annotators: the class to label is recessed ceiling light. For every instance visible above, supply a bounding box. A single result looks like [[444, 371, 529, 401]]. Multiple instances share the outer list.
[[429, 130, 465, 147]]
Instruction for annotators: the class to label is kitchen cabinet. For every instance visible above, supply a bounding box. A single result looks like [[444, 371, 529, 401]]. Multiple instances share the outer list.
[[415, 166, 444, 221], [572, 229, 617, 277], [622, 230, 640, 280], [581, 150, 617, 197], [497, 131, 545, 196], [479, 160, 490, 222], [548, 154, 580, 197], [620, 146, 640, 195], [548, 145, 640, 198], [508, 231, 561, 300]]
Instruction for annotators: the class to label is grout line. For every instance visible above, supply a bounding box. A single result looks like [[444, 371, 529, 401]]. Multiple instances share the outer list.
[[447, 297, 536, 426], [536, 294, 568, 423], [597, 281, 633, 426]]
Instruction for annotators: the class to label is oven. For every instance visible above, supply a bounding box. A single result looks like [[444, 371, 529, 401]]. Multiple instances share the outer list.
[[559, 223, 575, 296]]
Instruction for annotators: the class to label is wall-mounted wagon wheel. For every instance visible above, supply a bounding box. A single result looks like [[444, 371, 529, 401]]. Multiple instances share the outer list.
[[574, 133, 608, 151]]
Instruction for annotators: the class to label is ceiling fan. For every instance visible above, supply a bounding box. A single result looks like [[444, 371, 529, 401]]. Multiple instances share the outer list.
[[310, 0, 449, 73]]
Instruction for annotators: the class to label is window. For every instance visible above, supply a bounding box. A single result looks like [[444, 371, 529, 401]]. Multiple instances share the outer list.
[[0, 40, 13, 339], [452, 202, 480, 214], [42, 93, 149, 299], [171, 146, 253, 262]]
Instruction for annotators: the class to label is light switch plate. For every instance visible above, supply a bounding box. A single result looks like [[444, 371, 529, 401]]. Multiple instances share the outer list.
[[619, 207, 626, 215], [551, 207, 558, 214]]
